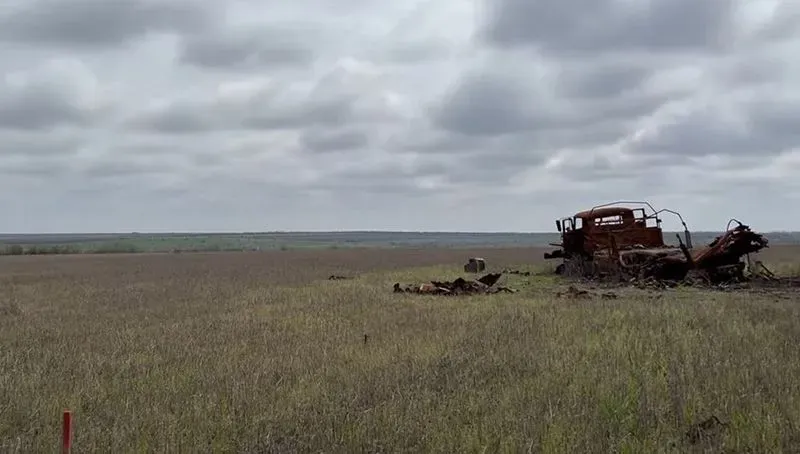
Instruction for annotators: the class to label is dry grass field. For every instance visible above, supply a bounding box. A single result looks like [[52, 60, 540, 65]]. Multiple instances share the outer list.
[[2, 246, 800, 453]]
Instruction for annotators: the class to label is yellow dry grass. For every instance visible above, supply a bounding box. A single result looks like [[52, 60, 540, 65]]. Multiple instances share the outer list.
[[1, 248, 800, 453]]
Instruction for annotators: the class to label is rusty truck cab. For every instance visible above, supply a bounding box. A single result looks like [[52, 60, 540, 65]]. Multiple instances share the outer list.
[[577, 207, 664, 253], [546, 201, 694, 276], [553, 206, 665, 258]]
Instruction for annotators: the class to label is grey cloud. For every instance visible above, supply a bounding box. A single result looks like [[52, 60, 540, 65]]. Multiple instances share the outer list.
[[0, 78, 96, 131], [394, 129, 562, 187], [380, 40, 455, 64], [4, 0, 800, 233], [632, 111, 747, 156], [422, 56, 705, 189], [305, 158, 450, 196], [0, 92, 87, 130], [711, 52, 782, 88], [126, 102, 215, 134], [240, 96, 356, 130], [78, 157, 174, 178], [0, 130, 85, 180], [525, 122, 632, 150], [128, 64, 400, 133], [178, 26, 317, 70], [481, 0, 735, 55], [587, 93, 671, 123], [630, 96, 800, 157], [750, 3, 800, 43], [0, 154, 74, 177], [309, 175, 437, 196], [0, 0, 212, 48], [402, 117, 632, 165], [439, 149, 547, 186], [300, 128, 370, 153], [431, 71, 554, 136], [398, 129, 482, 154], [429, 67, 663, 143], [0, 130, 85, 158], [748, 99, 800, 142], [552, 153, 688, 186], [554, 59, 652, 100], [557, 158, 632, 183]]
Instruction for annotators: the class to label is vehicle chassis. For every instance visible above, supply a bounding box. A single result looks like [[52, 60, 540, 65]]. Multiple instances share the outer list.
[[544, 201, 693, 280]]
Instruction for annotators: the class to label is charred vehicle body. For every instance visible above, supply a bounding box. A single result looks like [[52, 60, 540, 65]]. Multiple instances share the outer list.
[[544, 201, 768, 283]]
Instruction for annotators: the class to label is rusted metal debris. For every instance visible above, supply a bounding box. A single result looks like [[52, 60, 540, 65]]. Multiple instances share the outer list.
[[620, 221, 769, 283], [392, 272, 517, 295], [501, 268, 532, 276], [555, 285, 618, 299], [544, 201, 773, 285], [463, 257, 486, 273]]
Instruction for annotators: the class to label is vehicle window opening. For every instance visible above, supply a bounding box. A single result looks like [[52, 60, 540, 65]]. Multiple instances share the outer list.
[[594, 215, 623, 226]]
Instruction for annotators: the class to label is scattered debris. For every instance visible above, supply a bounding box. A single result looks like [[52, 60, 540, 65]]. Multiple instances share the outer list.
[[555, 285, 591, 299], [554, 285, 618, 299], [463, 257, 486, 273], [749, 260, 777, 280], [501, 268, 532, 276], [684, 415, 728, 445], [393, 272, 517, 295], [623, 221, 769, 284]]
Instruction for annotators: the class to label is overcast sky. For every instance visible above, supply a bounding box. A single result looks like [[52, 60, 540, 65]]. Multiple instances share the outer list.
[[1, 0, 798, 233]]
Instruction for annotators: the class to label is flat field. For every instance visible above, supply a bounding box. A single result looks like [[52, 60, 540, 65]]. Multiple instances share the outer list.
[[2, 246, 800, 452]]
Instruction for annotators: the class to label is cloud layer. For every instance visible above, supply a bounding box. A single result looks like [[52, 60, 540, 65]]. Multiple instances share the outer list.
[[2, 0, 799, 232]]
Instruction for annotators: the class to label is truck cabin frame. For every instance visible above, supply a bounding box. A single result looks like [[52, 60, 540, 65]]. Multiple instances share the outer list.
[[555, 206, 665, 257]]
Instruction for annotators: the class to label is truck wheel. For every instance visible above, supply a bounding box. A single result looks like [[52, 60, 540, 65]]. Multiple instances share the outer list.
[[555, 263, 565, 275]]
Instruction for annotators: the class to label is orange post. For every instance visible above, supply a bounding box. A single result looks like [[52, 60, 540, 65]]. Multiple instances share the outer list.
[[62, 410, 72, 454]]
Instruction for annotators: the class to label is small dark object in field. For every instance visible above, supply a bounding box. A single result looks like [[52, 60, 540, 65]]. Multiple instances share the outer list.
[[392, 272, 515, 295], [555, 286, 618, 300], [363, 334, 368, 344], [464, 257, 486, 273], [501, 269, 531, 276], [556, 285, 591, 299], [328, 275, 352, 280], [684, 415, 728, 445]]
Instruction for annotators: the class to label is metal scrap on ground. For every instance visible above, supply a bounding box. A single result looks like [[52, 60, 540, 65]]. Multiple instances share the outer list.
[[501, 268, 532, 276], [622, 221, 769, 283], [555, 285, 618, 299], [392, 272, 517, 295], [463, 257, 486, 273]]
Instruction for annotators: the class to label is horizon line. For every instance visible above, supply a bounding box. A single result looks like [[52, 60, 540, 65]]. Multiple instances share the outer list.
[[1, 229, 798, 236]]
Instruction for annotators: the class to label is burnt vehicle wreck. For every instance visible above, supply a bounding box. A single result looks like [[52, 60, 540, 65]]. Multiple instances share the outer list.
[[544, 201, 769, 284]]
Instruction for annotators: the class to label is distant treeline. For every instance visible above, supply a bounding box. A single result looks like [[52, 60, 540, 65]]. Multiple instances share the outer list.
[[0, 243, 289, 256], [1, 244, 141, 255]]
